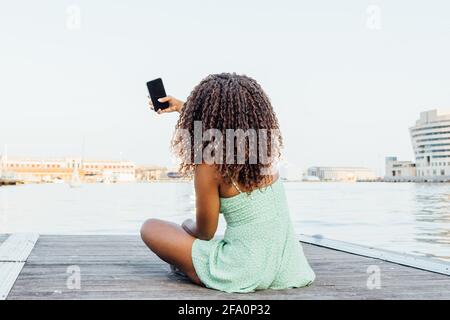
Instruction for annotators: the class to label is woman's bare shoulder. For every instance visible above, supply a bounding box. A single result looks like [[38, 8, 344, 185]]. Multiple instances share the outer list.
[[194, 164, 221, 184]]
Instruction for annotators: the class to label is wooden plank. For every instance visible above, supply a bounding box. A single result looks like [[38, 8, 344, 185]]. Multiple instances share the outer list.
[[0, 233, 40, 262], [298, 234, 450, 276], [7, 235, 450, 300]]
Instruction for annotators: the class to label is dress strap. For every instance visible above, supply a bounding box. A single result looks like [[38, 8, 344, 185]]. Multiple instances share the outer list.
[[231, 178, 243, 194]]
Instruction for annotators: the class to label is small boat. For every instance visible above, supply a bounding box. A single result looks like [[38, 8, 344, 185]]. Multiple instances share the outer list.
[[53, 177, 65, 184], [69, 167, 82, 188], [302, 175, 320, 182]]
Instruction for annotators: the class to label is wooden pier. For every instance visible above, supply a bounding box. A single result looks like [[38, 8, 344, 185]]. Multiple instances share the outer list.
[[1, 234, 449, 300]]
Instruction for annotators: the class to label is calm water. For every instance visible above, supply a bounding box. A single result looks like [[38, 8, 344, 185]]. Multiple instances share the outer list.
[[0, 182, 449, 262]]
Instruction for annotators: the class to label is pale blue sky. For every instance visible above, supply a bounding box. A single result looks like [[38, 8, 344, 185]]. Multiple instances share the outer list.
[[1, 0, 450, 175]]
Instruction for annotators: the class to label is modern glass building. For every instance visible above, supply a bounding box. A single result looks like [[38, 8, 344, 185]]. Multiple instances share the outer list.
[[410, 109, 450, 180]]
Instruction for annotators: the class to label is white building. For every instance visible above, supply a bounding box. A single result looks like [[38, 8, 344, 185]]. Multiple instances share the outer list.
[[307, 166, 377, 182], [410, 109, 450, 181], [384, 156, 416, 182]]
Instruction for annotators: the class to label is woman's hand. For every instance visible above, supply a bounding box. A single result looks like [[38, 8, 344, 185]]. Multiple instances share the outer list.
[[148, 95, 184, 114], [181, 218, 198, 237]]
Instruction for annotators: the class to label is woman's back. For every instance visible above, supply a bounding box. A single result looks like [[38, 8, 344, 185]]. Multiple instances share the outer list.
[[220, 178, 287, 229], [192, 178, 315, 293]]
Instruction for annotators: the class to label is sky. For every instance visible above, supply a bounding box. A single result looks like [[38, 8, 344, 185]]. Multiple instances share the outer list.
[[1, 0, 450, 175]]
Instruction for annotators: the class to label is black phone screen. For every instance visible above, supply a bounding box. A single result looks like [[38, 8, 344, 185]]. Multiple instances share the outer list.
[[147, 78, 169, 111]]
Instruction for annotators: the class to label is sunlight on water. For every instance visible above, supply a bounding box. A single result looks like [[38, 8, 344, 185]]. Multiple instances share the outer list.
[[0, 182, 449, 262]]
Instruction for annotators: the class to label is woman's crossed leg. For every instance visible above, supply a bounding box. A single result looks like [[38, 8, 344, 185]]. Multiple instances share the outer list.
[[140, 218, 203, 286]]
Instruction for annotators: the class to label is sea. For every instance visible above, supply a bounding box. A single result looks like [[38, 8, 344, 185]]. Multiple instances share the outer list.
[[0, 181, 449, 262]]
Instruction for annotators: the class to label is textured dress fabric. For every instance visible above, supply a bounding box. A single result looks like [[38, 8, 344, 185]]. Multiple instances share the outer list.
[[191, 179, 315, 293]]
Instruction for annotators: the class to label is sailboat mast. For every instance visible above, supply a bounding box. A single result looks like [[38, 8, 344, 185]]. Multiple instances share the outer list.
[[1, 144, 7, 176], [81, 137, 85, 169]]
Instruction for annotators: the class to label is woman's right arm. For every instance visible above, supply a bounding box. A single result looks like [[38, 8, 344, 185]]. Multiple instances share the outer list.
[[182, 164, 220, 240], [193, 164, 220, 240]]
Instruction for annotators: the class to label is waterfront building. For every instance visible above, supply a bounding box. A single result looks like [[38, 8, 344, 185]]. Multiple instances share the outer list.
[[135, 165, 168, 181], [0, 156, 136, 183], [410, 109, 450, 181], [384, 156, 416, 182], [306, 166, 377, 182]]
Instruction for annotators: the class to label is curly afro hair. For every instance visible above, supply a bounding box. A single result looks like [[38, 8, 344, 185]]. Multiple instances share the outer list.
[[171, 73, 282, 191]]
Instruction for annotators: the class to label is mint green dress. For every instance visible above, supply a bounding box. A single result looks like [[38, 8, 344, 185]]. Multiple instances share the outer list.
[[191, 179, 315, 293]]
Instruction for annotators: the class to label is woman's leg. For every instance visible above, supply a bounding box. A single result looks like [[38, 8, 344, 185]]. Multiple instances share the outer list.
[[140, 218, 203, 286]]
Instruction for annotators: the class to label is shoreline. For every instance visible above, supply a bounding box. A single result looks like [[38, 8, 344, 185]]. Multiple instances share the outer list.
[[2, 180, 450, 186]]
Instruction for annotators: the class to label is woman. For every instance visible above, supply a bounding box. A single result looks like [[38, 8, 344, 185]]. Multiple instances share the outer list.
[[141, 73, 315, 293]]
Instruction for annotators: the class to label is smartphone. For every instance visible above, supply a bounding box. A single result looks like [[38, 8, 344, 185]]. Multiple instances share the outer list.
[[146, 78, 169, 111]]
